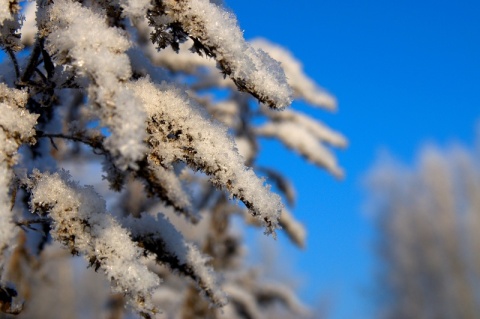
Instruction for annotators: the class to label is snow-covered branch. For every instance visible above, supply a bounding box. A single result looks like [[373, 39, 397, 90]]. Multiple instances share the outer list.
[[148, 0, 292, 108], [257, 121, 345, 178], [252, 39, 337, 110], [27, 171, 161, 316], [0, 0, 22, 51], [0, 0, 346, 317], [131, 78, 284, 233], [44, 0, 147, 170], [0, 84, 37, 269], [124, 213, 227, 307]]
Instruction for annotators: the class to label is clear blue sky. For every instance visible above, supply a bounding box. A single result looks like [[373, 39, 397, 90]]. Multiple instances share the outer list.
[[226, 1, 480, 318]]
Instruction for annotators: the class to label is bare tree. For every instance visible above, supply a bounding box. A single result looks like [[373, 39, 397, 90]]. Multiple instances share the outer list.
[[367, 139, 480, 319], [0, 0, 346, 318]]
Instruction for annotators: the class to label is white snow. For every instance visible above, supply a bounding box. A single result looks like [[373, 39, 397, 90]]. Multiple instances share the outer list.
[[46, 0, 147, 170], [252, 39, 337, 110], [125, 212, 227, 307], [29, 171, 161, 316], [130, 78, 284, 233], [0, 84, 37, 268], [0, 0, 12, 25], [0, 0, 22, 51], [117, 0, 152, 19], [263, 108, 347, 148], [159, 0, 292, 108], [257, 121, 344, 178]]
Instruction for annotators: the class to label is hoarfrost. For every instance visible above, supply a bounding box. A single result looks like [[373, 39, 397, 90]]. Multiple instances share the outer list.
[[130, 78, 284, 233], [252, 39, 337, 110], [0, 0, 22, 51], [125, 213, 227, 307], [279, 209, 306, 248], [0, 84, 37, 269], [154, 0, 293, 108], [0, 0, 346, 316], [0, 1, 12, 25], [29, 171, 161, 316], [117, 0, 152, 19], [257, 121, 344, 178], [45, 0, 147, 170]]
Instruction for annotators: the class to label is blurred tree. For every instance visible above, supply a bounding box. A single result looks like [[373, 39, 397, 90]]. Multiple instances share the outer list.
[[367, 138, 480, 319], [0, 0, 346, 318]]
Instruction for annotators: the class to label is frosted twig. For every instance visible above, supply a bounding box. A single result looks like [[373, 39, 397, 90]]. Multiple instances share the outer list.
[[131, 78, 284, 234], [27, 171, 161, 316], [44, 0, 147, 170], [0, 84, 38, 270], [149, 0, 292, 108]]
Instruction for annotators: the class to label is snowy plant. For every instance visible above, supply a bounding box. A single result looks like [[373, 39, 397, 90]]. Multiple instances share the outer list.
[[367, 136, 480, 319], [0, 0, 346, 318]]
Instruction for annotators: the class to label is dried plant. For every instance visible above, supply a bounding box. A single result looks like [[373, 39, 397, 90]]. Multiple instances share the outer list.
[[368, 139, 480, 319], [0, 0, 345, 318]]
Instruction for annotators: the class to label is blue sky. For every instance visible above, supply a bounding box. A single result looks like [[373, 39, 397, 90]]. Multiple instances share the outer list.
[[226, 1, 480, 318]]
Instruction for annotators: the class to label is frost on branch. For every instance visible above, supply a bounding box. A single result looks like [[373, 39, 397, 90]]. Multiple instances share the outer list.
[[28, 171, 161, 316], [0, 0, 14, 25], [259, 107, 347, 178], [0, 0, 22, 51], [44, 0, 147, 170], [256, 118, 346, 178], [117, 0, 153, 20], [279, 208, 306, 248], [223, 277, 310, 319], [27, 170, 226, 315], [124, 213, 227, 307], [252, 39, 337, 110], [0, 0, 346, 317], [0, 84, 37, 269], [131, 78, 284, 233], [148, 0, 293, 108], [140, 32, 347, 177]]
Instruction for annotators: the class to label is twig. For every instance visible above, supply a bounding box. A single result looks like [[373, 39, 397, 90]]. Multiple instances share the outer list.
[[40, 38, 55, 79], [38, 131, 106, 152], [15, 218, 49, 228], [19, 39, 42, 85], [5, 48, 20, 80]]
